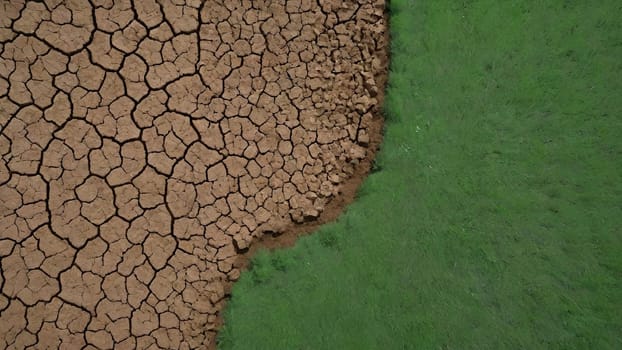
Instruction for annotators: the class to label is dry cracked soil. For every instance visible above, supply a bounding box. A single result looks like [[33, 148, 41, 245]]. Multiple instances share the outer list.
[[0, 0, 388, 349]]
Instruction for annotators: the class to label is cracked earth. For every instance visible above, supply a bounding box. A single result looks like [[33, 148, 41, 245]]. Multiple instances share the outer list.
[[0, 0, 388, 349]]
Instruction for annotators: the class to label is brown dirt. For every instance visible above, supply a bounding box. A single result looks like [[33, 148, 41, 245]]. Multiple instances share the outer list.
[[0, 0, 388, 349]]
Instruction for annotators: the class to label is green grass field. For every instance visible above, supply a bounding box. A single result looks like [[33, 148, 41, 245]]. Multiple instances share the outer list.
[[219, 1, 622, 349]]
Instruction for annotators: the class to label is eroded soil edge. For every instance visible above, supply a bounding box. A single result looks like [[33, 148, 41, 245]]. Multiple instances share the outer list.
[[0, 1, 388, 349]]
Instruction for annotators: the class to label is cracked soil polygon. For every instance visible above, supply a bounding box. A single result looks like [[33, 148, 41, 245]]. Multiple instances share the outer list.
[[0, 0, 388, 348]]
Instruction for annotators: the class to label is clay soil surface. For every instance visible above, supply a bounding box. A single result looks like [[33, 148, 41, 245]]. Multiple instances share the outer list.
[[0, 0, 388, 349]]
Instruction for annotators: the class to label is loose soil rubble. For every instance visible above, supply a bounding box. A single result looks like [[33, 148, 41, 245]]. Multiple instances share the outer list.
[[0, 0, 388, 349]]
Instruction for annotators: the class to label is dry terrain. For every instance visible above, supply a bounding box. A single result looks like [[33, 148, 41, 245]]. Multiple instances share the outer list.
[[0, 0, 388, 349]]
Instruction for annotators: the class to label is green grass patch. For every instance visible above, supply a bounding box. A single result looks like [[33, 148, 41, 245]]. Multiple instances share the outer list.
[[219, 1, 622, 349]]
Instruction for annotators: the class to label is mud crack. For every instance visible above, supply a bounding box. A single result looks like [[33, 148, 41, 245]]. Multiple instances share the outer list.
[[0, 0, 388, 348]]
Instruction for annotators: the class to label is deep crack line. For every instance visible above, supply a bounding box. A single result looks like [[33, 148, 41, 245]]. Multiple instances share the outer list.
[[0, 0, 388, 348]]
